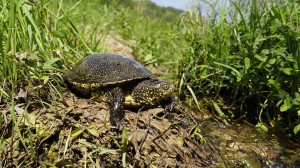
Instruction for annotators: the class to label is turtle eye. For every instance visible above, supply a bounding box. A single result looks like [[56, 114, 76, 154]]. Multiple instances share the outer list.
[[162, 84, 169, 90]]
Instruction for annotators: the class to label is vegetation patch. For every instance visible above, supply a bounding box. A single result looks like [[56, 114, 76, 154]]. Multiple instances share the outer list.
[[178, 0, 300, 137], [0, 0, 299, 167]]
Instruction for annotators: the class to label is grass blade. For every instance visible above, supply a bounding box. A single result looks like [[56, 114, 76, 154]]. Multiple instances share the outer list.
[[187, 85, 202, 113]]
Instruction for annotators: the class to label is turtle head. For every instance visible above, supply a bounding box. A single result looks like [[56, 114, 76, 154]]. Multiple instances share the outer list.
[[132, 79, 175, 106]]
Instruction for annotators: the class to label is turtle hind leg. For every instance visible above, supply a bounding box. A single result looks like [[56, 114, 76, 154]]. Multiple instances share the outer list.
[[105, 87, 125, 126]]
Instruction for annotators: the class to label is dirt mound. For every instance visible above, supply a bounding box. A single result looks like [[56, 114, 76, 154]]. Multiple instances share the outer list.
[[0, 90, 214, 167]]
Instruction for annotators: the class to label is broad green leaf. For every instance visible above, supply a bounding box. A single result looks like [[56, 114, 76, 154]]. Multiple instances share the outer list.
[[151, 165, 159, 168], [22, 4, 42, 42], [213, 62, 241, 82], [187, 85, 201, 113], [177, 136, 184, 147], [296, 93, 300, 102], [267, 79, 280, 89], [261, 125, 268, 132], [41, 76, 49, 85], [280, 97, 292, 112], [87, 128, 99, 137], [43, 58, 61, 71], [50, 31, 65, 39], [294, 124, 300, 134], [39, 161, 56, 167], [44, 58, 60, 67], [0, 139, 9, 151], [255, 123, 268, 132], [255, 54, 268, 62], [16, 0, 25, 9], [269, 58, 276, 64], [78, 139, 97, 148], [282, 68, 292, 75], [36, 127, 45, 137], [279, 8, 286, 26], [98, 148, 118, 155], [212, 101, 230, 126], [71, 129, 83, 140], [212, 101, 224, 117], [244, 57, 250, 70], [280, 103, 288, 112], [28, 113, 36, 125], [144, 54, 153, 62], [88, 123, 96, 129], [267, 79, 276, 85], [75, 123, 81, 128]]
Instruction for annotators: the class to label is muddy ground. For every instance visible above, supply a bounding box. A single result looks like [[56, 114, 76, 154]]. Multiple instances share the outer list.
[[2, 89, 299, 167], [1, 88, 216, 167]]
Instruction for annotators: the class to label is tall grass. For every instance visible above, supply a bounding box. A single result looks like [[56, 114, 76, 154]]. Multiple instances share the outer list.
[[0, 0, 101, 103], [64, 0, 186, 75], [179, 0, 300, 134], [0, 0, 104, 166]]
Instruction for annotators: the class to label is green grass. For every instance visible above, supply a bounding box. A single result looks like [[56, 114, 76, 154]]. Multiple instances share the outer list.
[[0, 0, 186, 166], [0, 0, 105, 166], [178, 0, 300, 134], [1, 0, 299, 166], [63, 0, 186, 73], [0, 0, 102, 103]]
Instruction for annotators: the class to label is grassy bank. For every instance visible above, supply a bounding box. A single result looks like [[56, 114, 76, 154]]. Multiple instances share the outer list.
[[178, 0, 300, 135], [0, 0, 299, 166], [0, 0, 104, 166], [0, 0, 103, 103]]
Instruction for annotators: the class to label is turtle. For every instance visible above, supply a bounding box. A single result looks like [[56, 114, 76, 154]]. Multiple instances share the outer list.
[[65, 54, 178, 126]]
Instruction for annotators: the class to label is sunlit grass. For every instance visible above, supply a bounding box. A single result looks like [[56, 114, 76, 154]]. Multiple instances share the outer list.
[[0, 0, 185, 166], [0, 0, 105, 166], [180, 0, 300, 133], [64, 0, 186, 74], [1, 0, 299, 166]]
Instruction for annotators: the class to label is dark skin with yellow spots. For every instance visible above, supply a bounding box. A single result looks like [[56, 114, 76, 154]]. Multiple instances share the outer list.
[[65, 54, 177, 126]]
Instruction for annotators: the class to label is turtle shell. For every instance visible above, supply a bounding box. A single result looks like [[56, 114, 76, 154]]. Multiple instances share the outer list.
[[65, 54, 157, 96]]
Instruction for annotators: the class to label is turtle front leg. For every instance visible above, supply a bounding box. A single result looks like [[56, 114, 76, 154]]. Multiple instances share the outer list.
[[161, 95, 185, 114], [105, 87, 125, 126]]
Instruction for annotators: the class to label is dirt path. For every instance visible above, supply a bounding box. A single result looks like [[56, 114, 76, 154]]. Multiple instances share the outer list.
[[104, 34, 136, 60]]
